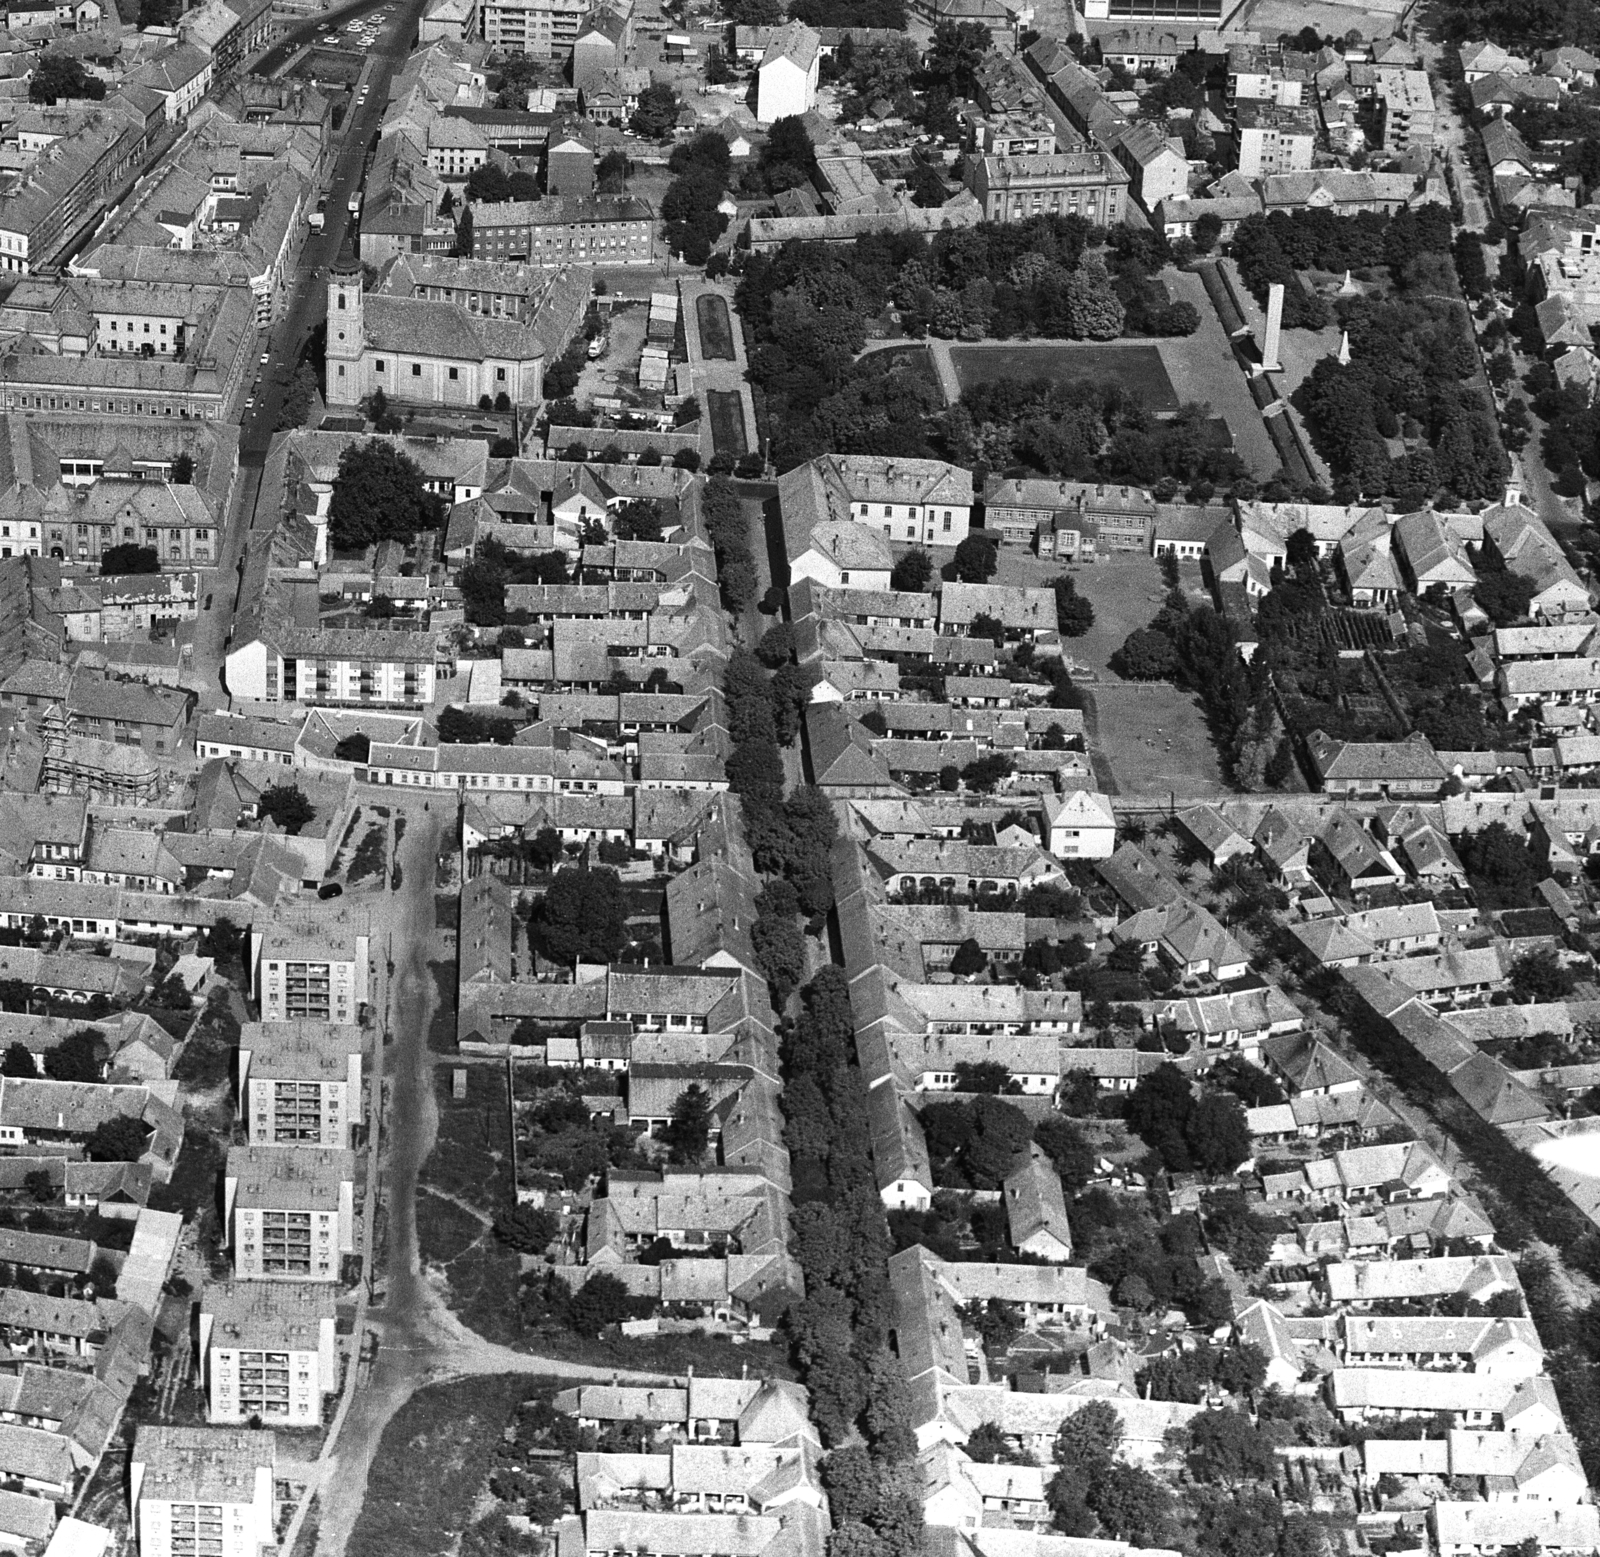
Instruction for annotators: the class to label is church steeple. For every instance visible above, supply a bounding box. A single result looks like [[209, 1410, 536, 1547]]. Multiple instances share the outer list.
[[325, 237, 364, 410]]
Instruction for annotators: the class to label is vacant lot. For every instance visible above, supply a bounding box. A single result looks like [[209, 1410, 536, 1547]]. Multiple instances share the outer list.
[[1085, 682, 1227, 799], [951, 342, 1180, 412], [695, 293, 736, 361], [417, 1062, 521, 1344], [994, 552, 1225, 798], [345, 1376, 561, 1557]]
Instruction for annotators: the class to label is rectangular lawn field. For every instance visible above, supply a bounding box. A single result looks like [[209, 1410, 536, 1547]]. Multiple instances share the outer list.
[[695, 293, 737, 361], [951, 342, 1180, 412], [706, 390, 748, 456]]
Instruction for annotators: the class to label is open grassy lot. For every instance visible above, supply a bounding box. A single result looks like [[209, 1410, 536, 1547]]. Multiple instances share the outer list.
[[1085, 682, 1228, 799], [345, 1375, 560, 1557], [417, 1062, 522, 1344], [951, 342, 1180, 412]]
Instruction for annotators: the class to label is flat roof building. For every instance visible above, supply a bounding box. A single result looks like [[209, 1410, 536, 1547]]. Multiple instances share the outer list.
[[131, 1426, 276, 1557], [223, 1146, 356, 1282], [199, 1283, 338, 1426]]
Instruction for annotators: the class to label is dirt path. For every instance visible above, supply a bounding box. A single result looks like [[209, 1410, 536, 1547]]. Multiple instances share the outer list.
[[313, 798, 670, 1557]]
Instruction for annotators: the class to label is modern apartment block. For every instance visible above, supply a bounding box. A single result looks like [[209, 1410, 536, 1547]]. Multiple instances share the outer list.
[[224, 1146, 356, 1282], [131, 1426, 276, 1557], [478, 0, 585, 57], [236, 1022, 366, 1148], [250, 913, 370, 1025], [199, 1282, 338, 1426]]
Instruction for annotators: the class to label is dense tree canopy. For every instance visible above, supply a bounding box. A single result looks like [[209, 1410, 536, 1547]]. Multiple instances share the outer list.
[[531, 867, 628, 966], [30, 55, 105, 103], [328, 441, 443, 549]]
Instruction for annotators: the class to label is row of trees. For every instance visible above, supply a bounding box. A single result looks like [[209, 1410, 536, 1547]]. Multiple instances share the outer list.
[[1240, 206, 1453, 285], [723, 649, 833, 1003], [781, 967, 926, 1557], [702, 476, 757, 612], [948, 377, 1245, 492]]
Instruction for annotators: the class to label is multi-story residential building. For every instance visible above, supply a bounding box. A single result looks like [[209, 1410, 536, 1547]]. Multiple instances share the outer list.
[[237, 1021, 365, 1148], [177, 0, 277, 77], [1112, 121, 1188, 210], [225, 623, 441, 707], [756, 21, 820, 124], [131, 1426, 277, 1557], [781, 454, 975, 555], [1376, 66, 1435, 149], [478, 0, 586, 58], [424, 114, 491, 180], [1235, 101, 1317, 177], [224, 1145, 356, 1281], [252, 916, 370, 1025], [0, 111, 153, 276], [968, 111, 1057, 157], [127, 44, 215, 124], [62, 673, 191, 754], [965, 148, 1129, 224], [467, 194, 654, 266], [199, 1283, 338, 1426], [419, 0, 478, 40]]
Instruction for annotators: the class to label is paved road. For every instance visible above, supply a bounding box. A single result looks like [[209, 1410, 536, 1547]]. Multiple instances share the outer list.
[[193, 0, 429, 708], [309, 798, 667, 1557]]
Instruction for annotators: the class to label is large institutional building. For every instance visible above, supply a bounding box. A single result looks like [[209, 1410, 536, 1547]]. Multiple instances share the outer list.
[[323, 252, 580, 411]]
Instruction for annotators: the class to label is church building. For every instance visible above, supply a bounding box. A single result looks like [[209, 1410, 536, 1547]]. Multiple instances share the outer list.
[[323, 249, 589, 411]]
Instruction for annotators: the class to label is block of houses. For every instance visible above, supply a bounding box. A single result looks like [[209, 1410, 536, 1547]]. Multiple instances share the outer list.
[[1325, 1252, 1520, 1308], [1110, 897, 1249, 981], [1003, 1147, 1072, 1261], [1262, 1031, 1364, 1096], [1306, 733, 1447, 800], [1338, 1314, 1544, 1378]]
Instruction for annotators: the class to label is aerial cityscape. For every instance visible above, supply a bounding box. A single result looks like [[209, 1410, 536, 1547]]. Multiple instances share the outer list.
[[0, 0, 1592, 1547]]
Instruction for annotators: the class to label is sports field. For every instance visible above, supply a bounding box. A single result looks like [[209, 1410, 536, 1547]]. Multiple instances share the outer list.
[[950, 342, 1181, 412]]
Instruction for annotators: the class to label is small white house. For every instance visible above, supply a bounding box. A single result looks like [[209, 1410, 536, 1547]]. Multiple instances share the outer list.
[[1043, 789, 1116, 859]]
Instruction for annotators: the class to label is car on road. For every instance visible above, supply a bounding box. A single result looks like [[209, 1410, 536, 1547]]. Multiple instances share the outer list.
[[260, 351, 269, 364]]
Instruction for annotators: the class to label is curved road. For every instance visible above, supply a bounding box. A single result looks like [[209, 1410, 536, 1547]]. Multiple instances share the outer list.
[[310, 798, 668, 1557]]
